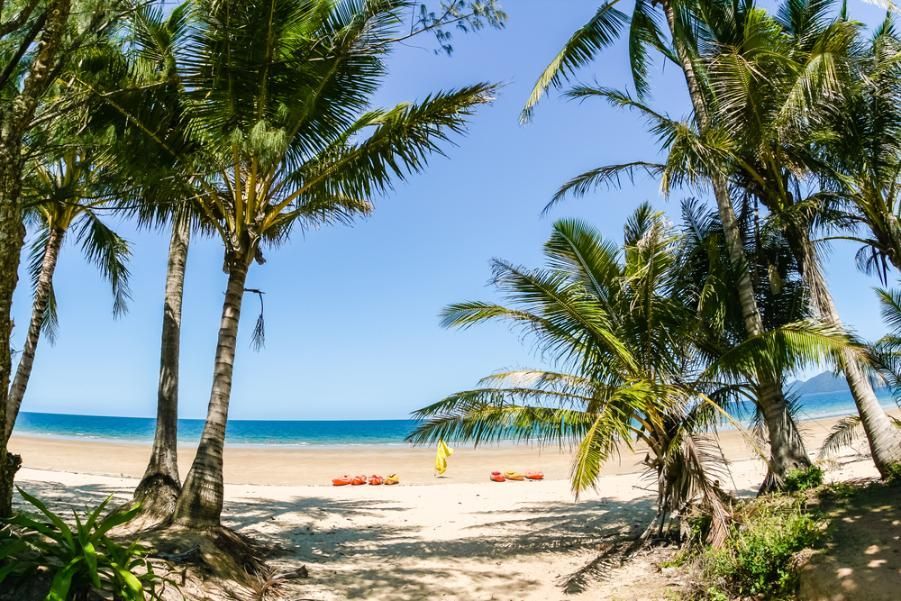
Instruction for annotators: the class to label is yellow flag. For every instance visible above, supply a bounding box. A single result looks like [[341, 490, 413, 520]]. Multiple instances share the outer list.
[[434, 439, 454, 476]]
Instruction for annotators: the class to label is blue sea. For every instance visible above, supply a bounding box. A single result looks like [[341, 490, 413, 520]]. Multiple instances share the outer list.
[[13, 389, 898, 447]]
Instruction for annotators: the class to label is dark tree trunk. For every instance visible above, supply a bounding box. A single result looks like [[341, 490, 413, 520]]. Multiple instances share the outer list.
[[134, 221, 191, 522], [173, 260, 248, 528], [0, 172, 25, 518]]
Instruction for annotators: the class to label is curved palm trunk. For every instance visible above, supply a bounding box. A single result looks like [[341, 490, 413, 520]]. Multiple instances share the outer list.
[[173, 260, 248, 528], [803, 243, 901, 476], [661, 2, 810, 485], [134, 221, 191, 520], [3, 225, 65, 445]]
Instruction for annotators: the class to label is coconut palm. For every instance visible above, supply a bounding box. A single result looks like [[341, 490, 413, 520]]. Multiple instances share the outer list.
[[703, 0, 901, 476], [820, 288, 901, 462], [675, 198, 814, 474], [632, 0, 901, 476], [411, 208, 735, 541], [411, 206, 849, 538], [520, 0, 815, 486], [0, 0, 76, 519], [3, 149, 131, 445], [819, 13, 901, 280], [148, 0, 497, 528], [107, 1, 196, 522]]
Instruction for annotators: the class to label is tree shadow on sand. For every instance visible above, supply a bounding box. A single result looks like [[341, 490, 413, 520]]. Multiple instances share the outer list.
[[16, 476, 660, 600], [799, 479, 900, 601], [227, 492, 657, 599]]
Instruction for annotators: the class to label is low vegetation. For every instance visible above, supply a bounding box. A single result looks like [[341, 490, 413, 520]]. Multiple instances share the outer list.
[[0, 490, 171, 601], [693, 494, 823, 600], [782, 466, 825, 494]]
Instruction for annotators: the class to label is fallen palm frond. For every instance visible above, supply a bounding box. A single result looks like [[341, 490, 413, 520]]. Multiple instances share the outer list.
[[819, 414, 901, 459]]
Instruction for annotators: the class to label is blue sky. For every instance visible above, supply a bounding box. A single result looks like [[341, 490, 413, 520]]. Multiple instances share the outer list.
[[11, 0, 893, 420]]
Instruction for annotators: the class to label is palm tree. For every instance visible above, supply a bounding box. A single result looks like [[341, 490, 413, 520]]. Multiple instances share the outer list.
[[0, 0, 76, 519], [676, 198, 816, 483], [820, 288, 901, 463], [156, 0, 496, 528], [680, 0, 901, 475], [520, 0, 814, 486], [411, 206, 849, 537], [107, 1, 196, 522], [412, 208, 735, 541], [2, 149, 131, 445], [819, 13, 901, 280]]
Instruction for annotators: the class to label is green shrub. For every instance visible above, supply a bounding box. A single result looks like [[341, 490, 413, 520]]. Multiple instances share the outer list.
[[698, 496, 822, 600], [782, 465, 824, 493], [0, 488, 170, 600], [885, 462, 901, 483]]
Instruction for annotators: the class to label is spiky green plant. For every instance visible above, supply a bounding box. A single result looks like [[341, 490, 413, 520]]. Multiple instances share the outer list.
[[0, 489, 170, 600]]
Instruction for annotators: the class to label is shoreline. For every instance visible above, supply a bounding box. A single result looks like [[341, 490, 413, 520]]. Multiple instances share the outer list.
[[10, 410, 895, 486], [14, 399, 897, 448]]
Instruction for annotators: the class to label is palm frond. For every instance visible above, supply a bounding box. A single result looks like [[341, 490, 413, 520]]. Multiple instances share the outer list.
[[75, 212, 132, 317], [818, 414, 864, 458], [520, 1, 628, 122], [549, 161, 664, 210]]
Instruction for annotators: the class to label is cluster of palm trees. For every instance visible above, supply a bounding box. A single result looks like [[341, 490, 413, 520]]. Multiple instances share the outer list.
[[411, 0, 901, 536], [0, 0, 897, 551], [0, 0, 503, 525]]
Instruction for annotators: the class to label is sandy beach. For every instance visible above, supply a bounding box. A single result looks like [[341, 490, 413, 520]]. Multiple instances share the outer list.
[[8, 412, 879, 486], [8, 412, 893, 600]]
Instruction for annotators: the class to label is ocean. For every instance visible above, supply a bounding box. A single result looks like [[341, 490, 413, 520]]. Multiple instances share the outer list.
[[13, 389, 897, 447]]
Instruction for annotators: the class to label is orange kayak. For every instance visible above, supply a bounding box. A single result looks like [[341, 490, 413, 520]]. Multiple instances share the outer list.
[[525, 471, 544, 481], [332, 476, 353, 486], [368, 475, 384, 485], [351, 475, 367, 486], [490, 471, 506, 482]]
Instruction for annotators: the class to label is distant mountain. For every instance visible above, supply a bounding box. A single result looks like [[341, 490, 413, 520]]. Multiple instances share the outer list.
[[788, 371, 887, 396]]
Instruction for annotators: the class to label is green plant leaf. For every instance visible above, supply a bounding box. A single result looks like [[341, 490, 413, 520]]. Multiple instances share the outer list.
[[17, 488, 76, 553], [116, 566, 145, 599], [46, 557, 82, 601], [83, 541, 101, 589], [95, 502, 140, 537]]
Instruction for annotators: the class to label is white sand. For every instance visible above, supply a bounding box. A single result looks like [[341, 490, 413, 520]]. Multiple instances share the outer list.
[[13, 444, 881, 600]]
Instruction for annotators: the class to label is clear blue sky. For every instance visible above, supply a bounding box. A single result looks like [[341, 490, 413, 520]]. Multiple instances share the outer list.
[[11, 0, 893, 420]]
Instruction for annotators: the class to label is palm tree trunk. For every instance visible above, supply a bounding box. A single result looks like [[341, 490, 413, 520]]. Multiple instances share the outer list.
[[756, 377, 806, 482], [0, 159, 26, 518], [134, 221, 191, 520], [661, 2, 810, 484], [803, 242, 901, 476], [3, 225, 65, 445], [0, 0, 73, 517], [172, 259, 248, 528]]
